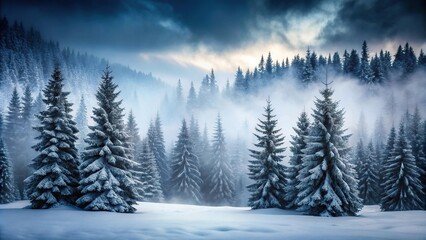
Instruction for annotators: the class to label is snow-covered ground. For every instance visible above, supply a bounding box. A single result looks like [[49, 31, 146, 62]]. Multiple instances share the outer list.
[[0, 201, 425, 240]]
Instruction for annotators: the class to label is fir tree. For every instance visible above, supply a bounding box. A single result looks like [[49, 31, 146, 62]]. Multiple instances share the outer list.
[[265, 52, 273, 76], [206, 114, 234, 205], [381, 122, 424, 211], [4, 87, 24, 199], [358, 141, 380, 205], [77, 66, 137, 213], [233, 67, 245, 95], [418, 49, 426, 68], [285, 111, 310, 209], [332, 52, 342, 73], [187, 81, 197, 110], [247, 98, 287, 209], [24, 66, 80, 208], [302, 49, 314, 86], [126, 110, 141, 158], [169, 119, 202, 204], [348, 49, 360, 77], [75, 95, 89, 154], [0, 114, 15, 204], [360, 41, 373, 84], [296, 83, 362, 216], [21, 85, 33, 129], [148, 113, 169, 194], [209, 69, 218, 97], [136, 140, 164, 202]]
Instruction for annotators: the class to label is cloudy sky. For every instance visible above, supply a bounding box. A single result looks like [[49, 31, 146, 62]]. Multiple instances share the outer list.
[[2, 0, 425, 85]]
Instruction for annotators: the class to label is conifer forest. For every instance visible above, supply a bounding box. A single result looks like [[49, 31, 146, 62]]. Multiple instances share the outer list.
[[0, 1, 425, 239]]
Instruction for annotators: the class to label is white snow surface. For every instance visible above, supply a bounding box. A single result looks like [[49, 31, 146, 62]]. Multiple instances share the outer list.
[[0, 201, 425, 239]]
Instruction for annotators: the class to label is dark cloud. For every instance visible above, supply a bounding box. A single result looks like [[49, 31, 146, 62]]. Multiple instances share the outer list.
[[319, 0, 426, 49], [1, 0, 327, 52]]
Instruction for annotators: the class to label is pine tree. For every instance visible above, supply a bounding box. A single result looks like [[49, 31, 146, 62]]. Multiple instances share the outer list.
[[187, 81, 197, 110], [302, 49, 314, 86], [348, 49, 360, 77], [136, 140, 164, 202], [77, 66, 137, 213], [359, 141, 380, 205], [381, 122, 424, 211], [265, 52, 273, 76], [148, 113, 169, 195], [75, 95, 89, 153], [21, 85, 33, 129], [209, 69, 218, 97], [343, 50, 350, 74], [285, 111, 310, 209], [332, 52, 342, 73], [176, 79, 183, 103], [233, 67, 245, 95], [126, 110, 141, 158], [4, 87, 25, 199], [169, 119, 202, 204], [206, 114, 234, 205], [199, 124, 211, 199], [0, 114, 15, 204], [418, 49, 426, 69], [247, 98, 287, 209], [407, 107, 426, 175], [24, 66, 80, 209], [360, 41, 373, 84], [296, 84, 362, 216]]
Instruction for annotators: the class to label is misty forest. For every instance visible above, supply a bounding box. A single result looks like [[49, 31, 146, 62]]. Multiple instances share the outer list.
[[0, 1, 426, 239]]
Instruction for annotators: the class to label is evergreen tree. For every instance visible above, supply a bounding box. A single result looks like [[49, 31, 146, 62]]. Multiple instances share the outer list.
[[370, 54, 385, 84], [332, 52, 342, 73], [198, 75, 210, 106], [148, 113, 169, 195], [176, 79, 183, 103], [258, 55, 265, 76], [136, 140, 164, 202], [393, 45, 404, 73], [265, 52, 273, 76], [21, 85, 33, 129], [75, 95, 89, 154], [4, 87, 25, 199], [418, 49, 426, 69], [24, 66, 80, 208], [233, 67, 245, 95], [209, 69, 218, 97], [169, 119, 202, 204], [77, 66, 137, 213], [285, 111, 310, 209], [247, 98, 287, 209], [296, 84, 362, 216], [206, 114, 234, 205], [0, 114, 15, 204], [302, 49, 314, 86], [125, 110, 141, 158], [360, 41, 373, 84], [403, 43, 417, 76], [343, 50, 350, 74], [348, 49, 360, 77], [358, 141, 380, 205], [381, 122, 424, 211], [199, 124, 211, 199], [187, 81, 197, 110]]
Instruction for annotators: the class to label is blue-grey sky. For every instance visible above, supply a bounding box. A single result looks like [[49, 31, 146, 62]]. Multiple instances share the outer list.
[[2, 0, 425, 85]]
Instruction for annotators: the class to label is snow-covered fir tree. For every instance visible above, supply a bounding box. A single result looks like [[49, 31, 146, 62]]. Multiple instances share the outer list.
[[247, 98, 287, 209], [169, 119, 202, 204], [381, 122, 424, 211], [285, 111, 310, 209], [147, 113, 169, 194], [4, 87, 25, 199], [125, 110, 142, 158], [75, 95, 89, 154], [296, 83, 362, 216], [206, 114, 234, 205], [302, 49, 314, 86], [24, 66, 80, 208], [358, 141, 380, 205], [0, 114, 15, 204], [199, 124, 211, 199], [135, 140, 164, 202], [77, 66, 138, 213], [360, 41, 373, 84]]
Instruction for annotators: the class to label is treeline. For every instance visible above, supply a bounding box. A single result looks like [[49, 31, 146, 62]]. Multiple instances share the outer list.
[[245, 85, 425, 216], [0, 65, 249, 210], [0, 17, 162, 106], [352, 107, 426, 210]]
